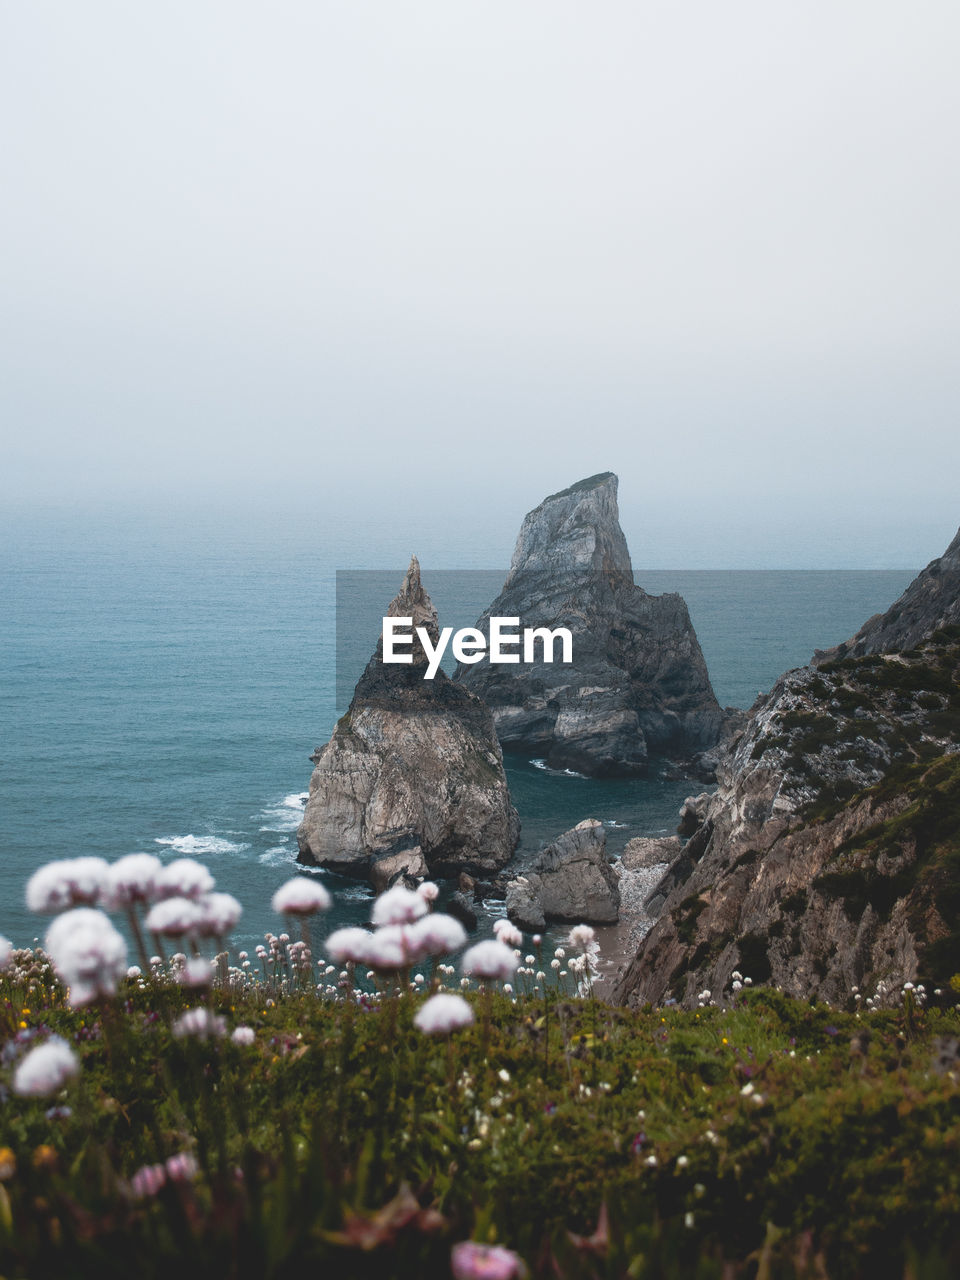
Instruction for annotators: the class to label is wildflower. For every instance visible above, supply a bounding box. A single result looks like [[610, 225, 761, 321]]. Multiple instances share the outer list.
[[0, 935, 12, 970], [462, 939, 517, 982], [417, 881, 440, 903], [13, 1036, 80, 1097], [26, 857, 110, 913], [0, 1148, 16, 1180], [365, 925, 412, 971], [451, 1240, 528, 1280], [45, 908, 128, 1006], [371, 884, 427, 926], [554, 947, 566, 959], [127, 965, 142, 979], [165, 1152, 198, 1181], [645, 1154, 658, 1167], [685, 1211, 695, 1228], [568, 923, 596, 950], [230, 1025, 256, 1047], [550, 958, 561, 970], [493, 919, 523, 948], [178, 958, 214, 990], [196, 892, 243, 937], [103, 853, 163, 908], [172, 1007, 227, 1040], [271, 878, 332, 915], [740, 1082, 755, 1096], [155, 858, 215, 900], [676, 1154, 689, 1169], [414, 993, 475, 1035], [532, 934, 542, 945], [130, 1163, 166, 1198], [145, 896, 205, 938], [498, 1068, 511, 1083], [408, 912, 468, 957]]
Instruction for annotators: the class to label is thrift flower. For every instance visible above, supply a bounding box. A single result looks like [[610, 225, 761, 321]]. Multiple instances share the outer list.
[[13, 1036, 80, 1097], [130, 1163, 166, 1198], [417, 881, 439, 902], [155, 858, 215, 900], [44, 908, 127, 1006], [271, 877, 332, 915], [371, 884, 427, 926], [103, 853, 163, 908], [26, 858, 110, 913], [414, 993, 475, 1035], [493, 918, 523, 948], [408, 912, 467, 957], [145, 896, 205, 938], [195, 892, 243, 937], [462, 939, 517, 982], [231, 1026, 255, 1046], [451, 1241, 527, 1279], [172, 1007, 227, 1040]]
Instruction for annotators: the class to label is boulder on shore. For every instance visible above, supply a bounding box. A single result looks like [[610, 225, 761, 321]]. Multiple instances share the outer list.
[[506, 819, 620, 925]]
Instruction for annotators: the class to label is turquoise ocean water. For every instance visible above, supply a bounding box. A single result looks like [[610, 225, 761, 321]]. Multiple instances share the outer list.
[[0, 513, 915, 955]]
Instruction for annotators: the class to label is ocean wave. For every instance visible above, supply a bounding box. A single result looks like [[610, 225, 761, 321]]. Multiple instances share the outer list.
[[258, 846, 295, 867], [528, 759, 587, 780], [155, 835, 249, 857], [258, 791, 310, 833], [603, 819, 628, 828]]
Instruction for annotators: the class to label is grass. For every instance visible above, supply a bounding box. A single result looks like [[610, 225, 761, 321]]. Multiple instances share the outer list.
[[3, 956, 960, 1278]]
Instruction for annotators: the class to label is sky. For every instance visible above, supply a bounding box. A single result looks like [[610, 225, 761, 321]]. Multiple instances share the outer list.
[[2, 2, 959, 567]]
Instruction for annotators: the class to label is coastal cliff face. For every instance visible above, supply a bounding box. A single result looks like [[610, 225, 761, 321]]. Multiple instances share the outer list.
[[454, 473, 723, 777], [815, 526, 960, 661], [297, 558, 520, 883], [613, 528, 960, 1009]]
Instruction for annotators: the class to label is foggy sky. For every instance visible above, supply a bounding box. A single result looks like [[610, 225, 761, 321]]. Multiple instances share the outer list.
[[2, 2, 958, 567]]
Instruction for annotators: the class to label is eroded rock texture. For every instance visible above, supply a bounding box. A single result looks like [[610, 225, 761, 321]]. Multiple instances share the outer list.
[[297, 558, 520, 884]]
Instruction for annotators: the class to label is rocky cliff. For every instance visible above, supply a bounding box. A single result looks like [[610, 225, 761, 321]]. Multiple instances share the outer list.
[[297, 558, 520, 883], [815, 526, 960, 662], [612, 529, 960, 1009], [454, 473, 723, 777]]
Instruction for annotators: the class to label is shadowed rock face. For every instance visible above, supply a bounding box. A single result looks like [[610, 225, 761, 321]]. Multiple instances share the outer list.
[[815, 525, 960, 662], [297, 558, 520, 883], [454, 473, 722, 776], [612, 532, 960, 1010], [505, 819, 621, 926]]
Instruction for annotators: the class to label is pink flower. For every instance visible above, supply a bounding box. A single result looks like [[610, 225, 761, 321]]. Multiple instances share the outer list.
[[417, 881, 440, 903], [271, 877, 332, 915], [371, 884, 427, 926], [324, 926, 374, 965], [462, 939, 517, 982], [414, 993, 474, 1035], [26, 858, 110, 913], [130, 1163, 167, 1198], [13, 1037, 80, 1097], [165, 1152, 198, 1182], [103, 854, 163, 908], [493, 919, 523, 949], [451, 1241, 527, 1279], [155, 859, 215, 900], [408, 913, 467, 958], [44, 908, 128, 1006]]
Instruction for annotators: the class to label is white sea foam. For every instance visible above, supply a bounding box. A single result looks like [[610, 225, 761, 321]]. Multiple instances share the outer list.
[[258, 792, 309, 832], [154, 835, 247, 857], [258, 847, 294, 867], [528, 759, 587, 780], [604, 819, 628, 828]]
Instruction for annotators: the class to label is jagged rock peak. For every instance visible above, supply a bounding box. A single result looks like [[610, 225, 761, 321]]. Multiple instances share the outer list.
[[382, 555, 440, 659], [388, 556, 438, 631], [815, 523, 960, 662], [506, 471, 633, 589]]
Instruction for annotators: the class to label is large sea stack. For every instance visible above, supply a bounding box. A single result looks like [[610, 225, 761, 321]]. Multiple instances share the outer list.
[[454, 472, 723, 776], [297, 558, 520, 884], [613, 523, 960, 1009]]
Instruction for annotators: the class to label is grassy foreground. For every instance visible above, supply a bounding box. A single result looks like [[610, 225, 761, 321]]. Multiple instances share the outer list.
[[2, 959, 960, 1279]]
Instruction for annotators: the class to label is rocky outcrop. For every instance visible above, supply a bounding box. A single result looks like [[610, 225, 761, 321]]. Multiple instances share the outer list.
[[815, 525, 960, 662], [505, 819, 620, 925], [613, 631, 960, 1009], [621, 835, 683, 871], [297, 558, 520, 882], [453, 473, 724, 777]]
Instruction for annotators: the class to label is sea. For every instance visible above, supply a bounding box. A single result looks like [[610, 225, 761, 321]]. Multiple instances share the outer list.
[[0, 510, 916, 960]]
